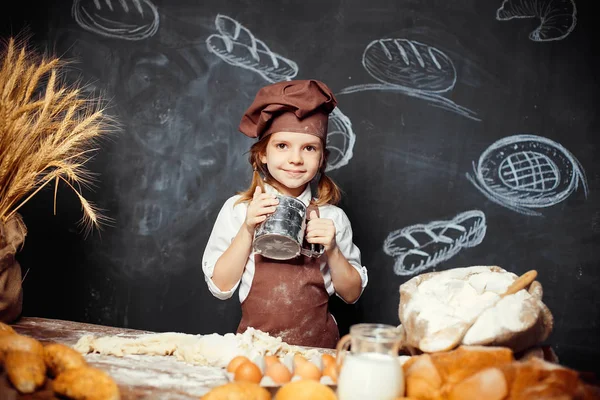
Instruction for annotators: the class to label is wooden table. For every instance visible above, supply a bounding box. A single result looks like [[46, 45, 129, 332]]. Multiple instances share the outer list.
[[3, 317, 288, 399]]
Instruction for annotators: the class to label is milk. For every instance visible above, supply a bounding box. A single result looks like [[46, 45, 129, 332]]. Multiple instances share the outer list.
[[336, 352, 405, 400]]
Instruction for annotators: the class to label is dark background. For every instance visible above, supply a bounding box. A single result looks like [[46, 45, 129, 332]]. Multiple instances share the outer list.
[[3, 0, 599, 374]]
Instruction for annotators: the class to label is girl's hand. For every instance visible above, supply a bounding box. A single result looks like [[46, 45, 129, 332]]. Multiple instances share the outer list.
[[245, 186, 279, 234], [305, 210, 337, 252]]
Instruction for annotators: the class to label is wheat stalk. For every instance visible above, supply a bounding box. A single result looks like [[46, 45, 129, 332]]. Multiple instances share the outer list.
[[0, 37, 116, 235]]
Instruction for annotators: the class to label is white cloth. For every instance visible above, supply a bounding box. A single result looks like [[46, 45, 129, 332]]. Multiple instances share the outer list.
[[202, 183, 368, 304]]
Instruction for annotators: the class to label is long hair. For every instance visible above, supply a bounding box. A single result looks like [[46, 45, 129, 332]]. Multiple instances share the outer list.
[[235, 135, 341, 206]]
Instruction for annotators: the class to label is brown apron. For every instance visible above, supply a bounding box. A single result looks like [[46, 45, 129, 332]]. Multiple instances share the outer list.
[[237, 203, 340, 348]]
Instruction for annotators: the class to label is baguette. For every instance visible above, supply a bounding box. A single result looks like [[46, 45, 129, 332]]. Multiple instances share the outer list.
[[44, 342, 87, 377], [52, 366, 120, 400], [4, 350, 46, 393], [447, 367, 507, 400], [0, 334, 44, 362]]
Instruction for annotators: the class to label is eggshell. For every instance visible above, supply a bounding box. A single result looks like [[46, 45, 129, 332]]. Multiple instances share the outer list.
[[265, 362, 292, 384], [227, 355, 250, 373], [234, 361, 263, 384], [292, 360, 322, 381]]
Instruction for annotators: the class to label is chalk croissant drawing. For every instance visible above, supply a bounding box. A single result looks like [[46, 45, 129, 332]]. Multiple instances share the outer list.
[[496, 0, 577, 41], [383, 210, 487, 276], [339, 39, 480, 122], [466, 134, 588, 216], [72, 0, 159, 40], [206, 14, 355, 171]]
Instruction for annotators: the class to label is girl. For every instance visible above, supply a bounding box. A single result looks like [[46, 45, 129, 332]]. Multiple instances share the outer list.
[[202, 80, 368, 348]]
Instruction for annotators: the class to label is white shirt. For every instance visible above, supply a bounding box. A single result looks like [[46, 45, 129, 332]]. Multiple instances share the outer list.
[[202, 183, 368, 304]]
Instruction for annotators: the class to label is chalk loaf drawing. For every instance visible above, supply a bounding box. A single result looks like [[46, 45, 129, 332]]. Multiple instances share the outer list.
[[72, 0, 159, 41], [496, 0, 576, 41], [466, 134, 588, 216], [339, 39, 480, 121], [206, 14, 355, 171], [383, 210, 487, 276]]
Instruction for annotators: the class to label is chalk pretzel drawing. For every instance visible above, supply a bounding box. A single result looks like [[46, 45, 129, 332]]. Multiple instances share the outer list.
[[206, 14, 356, 171], [496, 0, 577, 42], [72, 0, 160, 41], [339, 39, 480, 121], [466, 134, 588, 216], [383, 210, 487, 276]]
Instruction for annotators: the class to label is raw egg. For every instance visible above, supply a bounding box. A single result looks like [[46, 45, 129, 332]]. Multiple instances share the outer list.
[[226, 355, 250, 373], [293, 360, 322, 381], [265, 362, 292, 384], [234, 361, 263, 383]]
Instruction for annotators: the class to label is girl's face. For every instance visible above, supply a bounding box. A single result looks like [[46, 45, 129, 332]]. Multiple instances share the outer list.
[[260, 131, 324, 197]]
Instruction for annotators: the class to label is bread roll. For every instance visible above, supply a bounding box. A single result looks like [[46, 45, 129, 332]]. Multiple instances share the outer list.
[[4, 350, 46, 393], [499, 357, 582, 400], [44, 342, 87, 377], [0, 322, 16, 334], [275, 380, 337, 400], [202, 381, 271, 400], [404, 354, 442, 400], [52, 366, 120, 400], [430, 345, 513, 386], [0, 334, 44, 362], [447, 367, 507, 400]]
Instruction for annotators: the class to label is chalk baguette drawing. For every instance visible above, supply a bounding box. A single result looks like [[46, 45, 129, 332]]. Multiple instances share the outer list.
[[206, 14, 299, 83], [466, 134, 588, 216], [72, 0, 159, 40], [496, 0, 577, 42], [339, 39, 480, 122], [206, 14, 355, 171], [383, 210, 487, 276]]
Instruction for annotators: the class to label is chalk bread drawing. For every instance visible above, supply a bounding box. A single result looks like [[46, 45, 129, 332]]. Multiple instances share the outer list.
[[206, 14, 299, 83], [206, 14, 356, 171], [72, 0, 159, 40], [383, 210, 487, 276], [496, 0, 577, 41], [325, 108, 354, 171], [466, 134, 588, 216], [339, 39, 480, 121], [133, 201, 163, 235]]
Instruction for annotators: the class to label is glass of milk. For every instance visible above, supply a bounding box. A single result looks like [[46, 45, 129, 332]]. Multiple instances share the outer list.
[[335, 323, 404, 400]]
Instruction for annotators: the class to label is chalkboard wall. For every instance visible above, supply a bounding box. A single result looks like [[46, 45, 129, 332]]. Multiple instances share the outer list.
[[4, 0, 599, 374]]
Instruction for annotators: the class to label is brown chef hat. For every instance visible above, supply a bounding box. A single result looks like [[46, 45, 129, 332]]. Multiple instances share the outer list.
[[239, 80, 338, 141]]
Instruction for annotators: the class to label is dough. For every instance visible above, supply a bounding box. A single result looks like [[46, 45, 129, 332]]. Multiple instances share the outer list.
[[399, 266, 553, 353], [74, 327, 319, 368]]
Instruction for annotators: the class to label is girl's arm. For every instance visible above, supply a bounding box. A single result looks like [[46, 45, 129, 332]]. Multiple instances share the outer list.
[[305, 210, 364, 303], [210, 225, 253, 291], [324, 247, 363, 303], [211, 187, 278, 291]]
